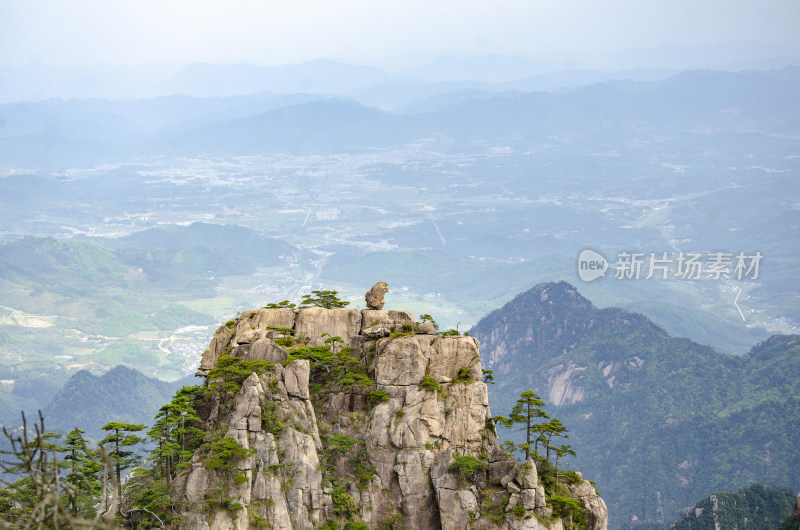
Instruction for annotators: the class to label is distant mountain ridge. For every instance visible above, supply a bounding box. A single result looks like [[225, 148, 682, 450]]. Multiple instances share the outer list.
[[3, 65, 799, 163], [41, 365, 192, 440], [661, 483, 797, 530], [472, 281, 800, 528]]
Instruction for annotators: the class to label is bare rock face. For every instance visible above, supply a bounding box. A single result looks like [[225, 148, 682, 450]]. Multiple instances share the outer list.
[[365, 281, 389, 310], [566, 474, 608, 530], [283, 359, 310, 400], [295, 307, 362, 346], [196, 324, 234, 376], [361, 309, 415, 331], [236, 308, 296, 336], [417, 319, 437, 335], [180, 295, 607, 530], [246, 338, 289, 363]]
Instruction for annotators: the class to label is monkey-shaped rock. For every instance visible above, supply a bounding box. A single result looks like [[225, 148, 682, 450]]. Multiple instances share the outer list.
[[365, 281, 389, 310]]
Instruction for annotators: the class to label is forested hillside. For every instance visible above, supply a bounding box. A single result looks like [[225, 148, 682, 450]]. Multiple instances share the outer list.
[[472, 282, 800, 527]]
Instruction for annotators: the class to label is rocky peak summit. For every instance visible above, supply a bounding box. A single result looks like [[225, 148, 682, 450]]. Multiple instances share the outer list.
[[178, 298, 607, 529]]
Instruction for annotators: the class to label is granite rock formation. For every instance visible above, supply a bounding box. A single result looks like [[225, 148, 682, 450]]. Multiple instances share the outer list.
[[365, 282, 389, 310], [177, 302, 607, 530]]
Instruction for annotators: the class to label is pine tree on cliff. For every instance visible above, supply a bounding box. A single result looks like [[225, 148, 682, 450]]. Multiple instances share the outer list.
[[494, 390, 550, 460], [100, 422, 146, 500], [61, 427, 103, 516], [300, 290, 349, 308]]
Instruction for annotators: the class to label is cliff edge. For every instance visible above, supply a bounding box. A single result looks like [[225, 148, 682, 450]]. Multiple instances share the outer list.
[[177, 304, 607, 530]]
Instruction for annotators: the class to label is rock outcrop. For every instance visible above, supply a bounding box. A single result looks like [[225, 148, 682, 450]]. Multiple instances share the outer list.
[[365, 281, 389, 310], [178, 301, 607, 530]]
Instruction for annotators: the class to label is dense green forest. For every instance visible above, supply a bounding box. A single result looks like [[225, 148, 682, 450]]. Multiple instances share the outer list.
[[633, 483, 798, 530], [471, 281, 800, 527]]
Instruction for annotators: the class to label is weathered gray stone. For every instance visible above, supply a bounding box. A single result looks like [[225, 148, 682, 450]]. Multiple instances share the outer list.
[[365, 281, 389, 310], [197, 325, 234, 375], [247, 415, 261, 432], [490, 457, 517, 484], [362, 324, 391, 339], [283, 359, 310, 400], [361, 309, 416, 332], [567, 479, 608, 530], [235, 308, 295, 336], [437, 488, 474, 530], [458, 489, 479, 512], [394, 451, 428, 498], [236, 328, 262, 345], [536, 485, 547, 509], [295, 307, 362, 345], [229, 373, 262, 428], [521, 488, 537, 510], [440, 383, 491, 454], [246, 338, 288, 363], [184, 465, 208, 503], [374, 335, 431, 385], [416, 320, 437, 335], [516, 458, 539, 489], [428, 336, 482, 383], [507, 492, 521, 511], [252, 471, 268, 500]]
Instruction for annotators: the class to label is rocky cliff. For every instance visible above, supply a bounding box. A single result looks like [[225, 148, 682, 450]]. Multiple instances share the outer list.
[[176, 304, 607, 530]]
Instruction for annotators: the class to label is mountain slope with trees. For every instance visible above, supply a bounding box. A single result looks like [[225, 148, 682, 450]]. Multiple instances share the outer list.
[[471, 281, 800, 528], [41, 366, 192, 441], [662, 483, 796, 530]]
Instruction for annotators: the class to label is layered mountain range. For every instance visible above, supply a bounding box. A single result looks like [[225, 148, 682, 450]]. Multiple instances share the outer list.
[[13, 280, 798, 528], [471, 281, 800, 528]]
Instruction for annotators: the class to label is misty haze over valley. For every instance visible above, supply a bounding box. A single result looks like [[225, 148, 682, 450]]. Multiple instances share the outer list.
[[0, 1, 799, 528]]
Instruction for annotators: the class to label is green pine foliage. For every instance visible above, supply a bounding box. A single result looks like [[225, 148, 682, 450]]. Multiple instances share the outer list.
[[0, 412, 115, 528], [326, 434, 376, 489], [300, 290, 350, 309], [419, 314, 439, 330], [494, 390, 550, 461], [449, 455, 489, 481], [202, 435, 252, 483], [206, 355, 274, 395], [495, 389, 584, 512], [669, 483, 797, 530], [147, 385, 208, 483], [419, 376, 441, 392], [285, 344, 375, 392], [100, 421, 146, 500], [61, 428, 104, 516], [122, 467, 183, 528], [367, 390, 389, 405], [451, 367, 474, 384], [548, 495, 585, 528], [263, 300, 296, 309]]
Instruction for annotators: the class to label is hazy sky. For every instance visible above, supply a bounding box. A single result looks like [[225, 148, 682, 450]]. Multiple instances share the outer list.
[[1, 0, 799, 68]]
